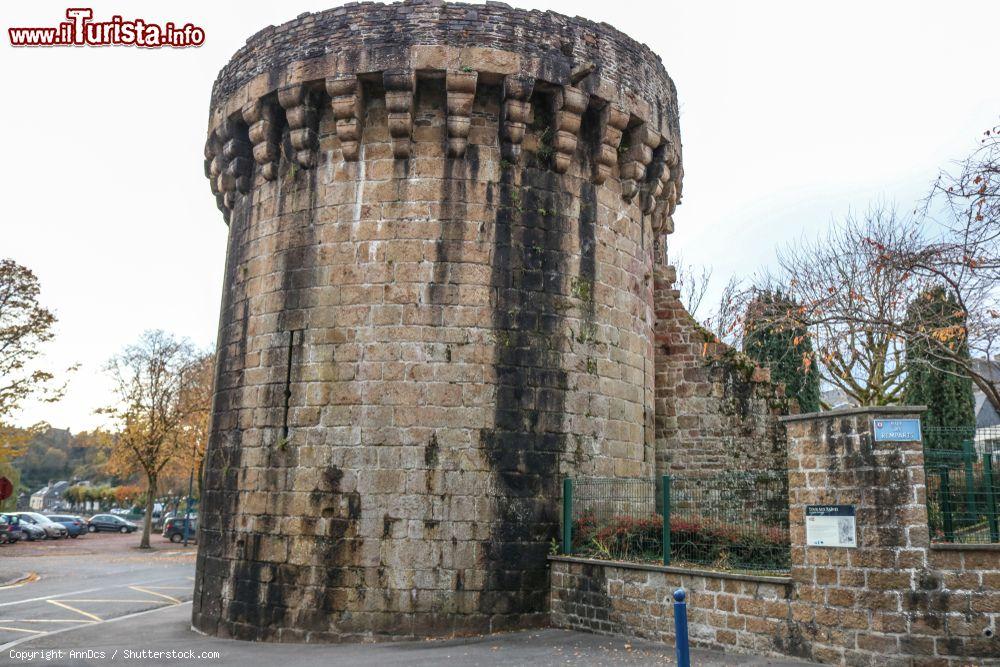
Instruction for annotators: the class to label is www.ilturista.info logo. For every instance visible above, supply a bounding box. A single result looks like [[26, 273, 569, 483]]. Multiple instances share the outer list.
[[9, 8, 204, 48]]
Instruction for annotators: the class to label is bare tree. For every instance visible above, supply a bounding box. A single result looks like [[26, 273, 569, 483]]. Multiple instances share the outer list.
[[98, 331, 205, 548], [672, 253, 714, 319], [773, 205, 923, 405], [705, 275, 745, 347], [163, 350, 215, 498], [875, 122, 1000, 410]]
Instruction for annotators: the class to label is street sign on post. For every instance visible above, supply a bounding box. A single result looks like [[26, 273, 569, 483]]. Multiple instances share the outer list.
[[0, 477, 13, 501]]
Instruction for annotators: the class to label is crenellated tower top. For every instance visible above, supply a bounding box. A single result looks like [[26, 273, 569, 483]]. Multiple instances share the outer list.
[[204, 0, 682, 234]]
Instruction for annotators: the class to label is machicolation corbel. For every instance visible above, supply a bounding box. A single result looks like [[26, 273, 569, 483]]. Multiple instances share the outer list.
[[243, 97, 282, 181], [383, 69, 415, 159], [445, 69, 478, 158], [278, 84, 320, 168], [326, 76, 364, 161]]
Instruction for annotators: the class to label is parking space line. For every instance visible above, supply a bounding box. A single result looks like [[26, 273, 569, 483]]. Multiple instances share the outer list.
[[0, 574, 192, 609], [6, 620, 96, 624], [128, 586, 180, 604], [0, 625, 44, 635], [0, 600, 192, 652], [46, 600, 102, 622], [57, 599, 170, 604], [0, 586, 104, 607]]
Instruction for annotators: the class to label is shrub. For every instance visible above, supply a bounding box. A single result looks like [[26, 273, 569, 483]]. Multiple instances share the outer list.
[[571, 512, 790, 571]]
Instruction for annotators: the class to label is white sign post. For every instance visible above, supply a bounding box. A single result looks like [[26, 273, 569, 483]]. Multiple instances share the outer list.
[[805, 505, 857, 547]]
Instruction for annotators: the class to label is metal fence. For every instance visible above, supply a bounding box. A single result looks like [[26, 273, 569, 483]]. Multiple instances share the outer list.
[[561, 470, 790, 573], [923, 425, 1000, 544]]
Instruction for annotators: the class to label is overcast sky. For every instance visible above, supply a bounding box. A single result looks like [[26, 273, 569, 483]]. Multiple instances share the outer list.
[[2, 0, 998, 432]]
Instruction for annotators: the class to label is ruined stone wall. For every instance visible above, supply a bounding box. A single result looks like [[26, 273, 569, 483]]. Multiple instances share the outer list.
[[653, 267, 792, 478], [194, 1, 683, 642]]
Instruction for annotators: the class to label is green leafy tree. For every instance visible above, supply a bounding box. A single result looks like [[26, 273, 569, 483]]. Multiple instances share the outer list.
[[903, 286, 976, 432], [743, 290, 821, 412], [64, 484, 85, 510]]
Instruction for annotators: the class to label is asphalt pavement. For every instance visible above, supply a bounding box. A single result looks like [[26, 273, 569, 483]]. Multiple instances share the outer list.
[[0, 532, 196, 658], [0, 534, 815, 667]]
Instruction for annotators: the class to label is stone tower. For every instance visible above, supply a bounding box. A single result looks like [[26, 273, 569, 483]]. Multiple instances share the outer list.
[[193, 0, 682, 642]]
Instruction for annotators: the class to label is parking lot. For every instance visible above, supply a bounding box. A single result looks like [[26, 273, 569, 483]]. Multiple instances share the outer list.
[[0, 532, 196, 653]]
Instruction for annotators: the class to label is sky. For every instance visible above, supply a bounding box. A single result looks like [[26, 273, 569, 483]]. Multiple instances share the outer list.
[[1, 0, 998, 432]]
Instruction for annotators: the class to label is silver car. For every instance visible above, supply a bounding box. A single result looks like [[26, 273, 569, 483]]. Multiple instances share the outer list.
[[15, 512, 68, 539]]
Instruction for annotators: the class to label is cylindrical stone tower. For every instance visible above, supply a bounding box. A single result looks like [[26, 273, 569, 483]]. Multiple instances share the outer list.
[[194, 0, 682, 642]]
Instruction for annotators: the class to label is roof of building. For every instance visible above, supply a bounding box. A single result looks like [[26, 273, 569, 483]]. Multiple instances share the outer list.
[[31, 481, 70, 499]]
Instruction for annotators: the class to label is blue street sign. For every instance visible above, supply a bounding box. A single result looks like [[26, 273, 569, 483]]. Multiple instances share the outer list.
[[872, 418, 922, 443]]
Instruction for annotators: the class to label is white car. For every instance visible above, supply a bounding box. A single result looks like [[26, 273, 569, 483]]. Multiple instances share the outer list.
[[14, 512, 69, 539]]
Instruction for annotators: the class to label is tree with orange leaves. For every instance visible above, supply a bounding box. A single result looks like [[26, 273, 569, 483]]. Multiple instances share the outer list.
[[98, 331, 209, 548]]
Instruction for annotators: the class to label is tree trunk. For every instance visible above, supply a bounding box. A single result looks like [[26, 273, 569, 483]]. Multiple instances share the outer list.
[[140, 474, 156, 549]]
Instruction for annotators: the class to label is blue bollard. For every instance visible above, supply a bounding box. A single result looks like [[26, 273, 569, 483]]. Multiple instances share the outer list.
[[673, 588, 690, 667]]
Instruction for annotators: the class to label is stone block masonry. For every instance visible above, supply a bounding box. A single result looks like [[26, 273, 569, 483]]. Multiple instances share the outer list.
[[194, 0, 684, 643], [551, 407, 1000, 665], [783, 407, 1000, 665], [550, 556, 798, 655], [653, 266, 793, 479]]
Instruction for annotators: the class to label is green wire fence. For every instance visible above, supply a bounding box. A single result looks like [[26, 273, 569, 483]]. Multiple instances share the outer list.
[[561, 470, 790, 573], [923, 425, 1000, 544]]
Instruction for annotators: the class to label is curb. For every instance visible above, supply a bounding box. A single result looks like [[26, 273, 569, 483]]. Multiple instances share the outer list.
[[0, 571, 38, 588]]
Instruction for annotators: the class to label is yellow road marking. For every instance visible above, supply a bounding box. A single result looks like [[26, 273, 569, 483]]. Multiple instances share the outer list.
[[0, 625, 44, 635], [46, 600, 102, 622], [127, 586, 180, 604]]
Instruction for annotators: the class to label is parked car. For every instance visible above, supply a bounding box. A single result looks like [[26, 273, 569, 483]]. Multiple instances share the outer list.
[[14, 512, 68, 539], [45, 514, 87, 538], [87, 514, 138, 533], [15, 517, 46, 541], [162, 516, 197, 543], [0, 515, 20, 544], [2, 514, 24, 543]]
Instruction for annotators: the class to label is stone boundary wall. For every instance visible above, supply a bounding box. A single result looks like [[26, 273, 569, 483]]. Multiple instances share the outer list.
[[549, 556, 799, 655], [783, 407, 1000, 664], [550, 407, 1000, 665]]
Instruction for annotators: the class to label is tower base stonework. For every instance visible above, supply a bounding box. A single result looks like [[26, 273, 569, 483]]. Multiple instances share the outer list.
[[193, 1, 683, 641]]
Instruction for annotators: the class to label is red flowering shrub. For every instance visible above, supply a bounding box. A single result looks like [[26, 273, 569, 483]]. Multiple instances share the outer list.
[[571, 513, 790, 571]]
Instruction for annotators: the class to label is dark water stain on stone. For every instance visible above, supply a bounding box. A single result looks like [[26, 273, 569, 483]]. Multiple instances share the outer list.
[[479, 159, 568, 618], [425, 432, 440, 467], [193, 185, 254, 636], [577, 180, 597, 319]]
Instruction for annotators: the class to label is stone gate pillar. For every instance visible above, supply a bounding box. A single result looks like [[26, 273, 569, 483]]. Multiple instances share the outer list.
[[192, 0, 683, 642], [782, 406, 931, 663]]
